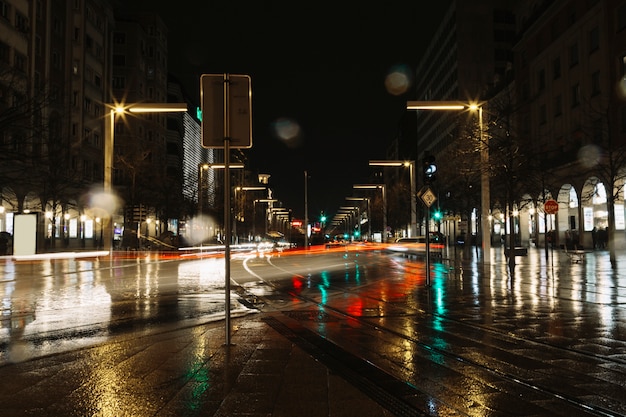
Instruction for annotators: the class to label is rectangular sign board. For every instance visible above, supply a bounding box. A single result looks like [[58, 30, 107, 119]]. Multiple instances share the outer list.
[[201, 74, 252, 148], [13, 213, 38, 256]]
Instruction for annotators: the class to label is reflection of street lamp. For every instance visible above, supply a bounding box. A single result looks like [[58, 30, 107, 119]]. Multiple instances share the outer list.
[[80, 214, 86, 247], [104, 102, 187, 253], [354, 184, 387, 241], [369, 160, 416, 237], [406, 100, 490, 258], [96, 217, 102, 248]]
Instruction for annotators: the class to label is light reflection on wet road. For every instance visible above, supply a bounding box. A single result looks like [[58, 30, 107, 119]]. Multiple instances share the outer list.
[[0, 245, 625, 416], [0, 254, 253, 363]]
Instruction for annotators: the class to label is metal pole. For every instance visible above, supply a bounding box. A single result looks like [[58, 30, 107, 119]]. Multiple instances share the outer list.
[[479, 107, 491, 261], [426, 206, 431, 286], [103, 110, 115, 254], [223, 73, 232, 345], [382, 185, 388, 242], [304, 170, 308, 250], [409, 162, 417, 237]]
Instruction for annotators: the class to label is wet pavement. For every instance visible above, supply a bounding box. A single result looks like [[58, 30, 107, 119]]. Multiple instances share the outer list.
[[0, 246, 625, 416]]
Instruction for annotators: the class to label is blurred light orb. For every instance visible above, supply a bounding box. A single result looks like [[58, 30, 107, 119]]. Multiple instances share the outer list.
[[578, 144, 601, 168], [385, 64, 412, 96], [187, 214, 216, 245], [89, 190, 119, 217], [272, 117, 303, 148]]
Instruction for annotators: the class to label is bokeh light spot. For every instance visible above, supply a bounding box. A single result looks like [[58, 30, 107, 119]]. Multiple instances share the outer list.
[[385, 64, 413, 96], [272, 117, 303, 148], [578, 144, 601, 168]]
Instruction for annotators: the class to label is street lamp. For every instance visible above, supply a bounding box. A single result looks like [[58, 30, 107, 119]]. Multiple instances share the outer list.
[[104, 102, 187, 254], [406, 100, 490, 259], [369, 160, 416, 237], [353, 184, 387, 242], [254, 198, 278, 237], [346, 197, 371, 241], [234, 186, 267, 241], [198, 162, 245, 215], [340, 206, 361, 240]]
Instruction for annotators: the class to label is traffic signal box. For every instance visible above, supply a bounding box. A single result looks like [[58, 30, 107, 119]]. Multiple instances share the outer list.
[[423, 153, 437, 184]]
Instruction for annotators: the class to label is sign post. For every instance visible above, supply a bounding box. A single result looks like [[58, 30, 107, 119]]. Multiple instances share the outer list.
[[418, 186, 437, 287], [201, 74, 252, 346]]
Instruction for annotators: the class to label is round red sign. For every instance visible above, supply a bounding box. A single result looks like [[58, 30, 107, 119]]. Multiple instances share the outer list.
[[544, 199, 559, 214]]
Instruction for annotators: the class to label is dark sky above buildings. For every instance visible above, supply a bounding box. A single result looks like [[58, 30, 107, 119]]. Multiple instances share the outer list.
[[117, 1, 451, 219]]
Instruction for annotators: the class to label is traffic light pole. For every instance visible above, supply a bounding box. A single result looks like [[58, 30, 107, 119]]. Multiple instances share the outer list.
[[425, 206, 431, 287]]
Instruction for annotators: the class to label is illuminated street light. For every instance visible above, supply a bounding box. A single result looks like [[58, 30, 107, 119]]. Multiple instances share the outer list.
[[254, 199, 279, 236], [198, 163, 245, 215], [104, 102, 187, 253], [346, 197, 371, 240], [234, 186, 267, 241], [369, 160, 416, 237], [340, 206, 361, 239], [406, 100, 490, 259], [353, 184, 387, 241]]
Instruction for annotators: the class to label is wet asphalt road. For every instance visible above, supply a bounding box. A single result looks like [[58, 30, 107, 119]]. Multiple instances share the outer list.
[[0, 245, 625, 416]]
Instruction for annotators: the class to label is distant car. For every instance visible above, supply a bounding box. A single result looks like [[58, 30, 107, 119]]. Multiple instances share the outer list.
[[386, 235, 444, 256]]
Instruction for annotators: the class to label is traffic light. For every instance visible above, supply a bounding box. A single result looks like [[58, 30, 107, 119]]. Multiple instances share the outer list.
[[423, 153, 437, 183], [433, 210, 442, 221]]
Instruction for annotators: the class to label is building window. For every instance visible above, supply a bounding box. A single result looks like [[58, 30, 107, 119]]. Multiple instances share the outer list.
[[593, 119, 603, 143], [15, 12, 28, 32], [52, 51, 60, 69], [0, 1, 9, 20], [569, 43, 579, 67], [554, 95, 562, 116], [589, 26, 599, 52], [591, 71, 600, 96], [0, 41, 9, 63], [113, 32, 125, 44], [112, 76, 125, 89], [14, 52, 26, 72], [539, 104, 547, 124], [538, 68, 546, 92], [112, 54, 125, 66], [571, 84, 580, 107], [619, 4, 626, 31], [553, 57, 561, 79]]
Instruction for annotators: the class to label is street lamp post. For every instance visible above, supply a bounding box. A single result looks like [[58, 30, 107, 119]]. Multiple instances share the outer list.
[[406, 100, 490, 260], [346, 197, 371, 241], [340, 206, 361, 240], [369, 160, 416, 237], [254, 199, 278, 238], [198, 162, 245, 215], [104, 102, 187, 254], [353, 184, 387, 241], [234, 186, 266, 241]]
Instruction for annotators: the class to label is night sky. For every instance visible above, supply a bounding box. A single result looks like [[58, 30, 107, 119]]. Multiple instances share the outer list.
[[117, 1, 451, 220]]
